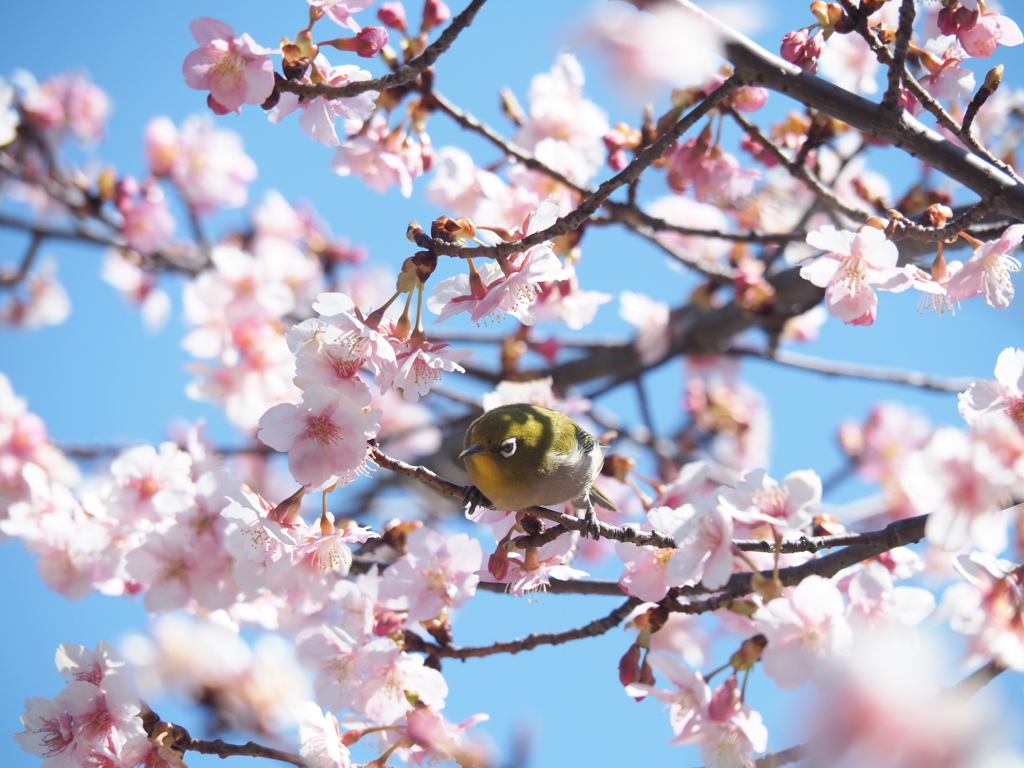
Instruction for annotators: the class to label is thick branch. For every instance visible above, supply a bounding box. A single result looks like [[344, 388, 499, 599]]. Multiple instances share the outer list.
[[657, 0, 1024, 220], [276, 0, 487, 101]]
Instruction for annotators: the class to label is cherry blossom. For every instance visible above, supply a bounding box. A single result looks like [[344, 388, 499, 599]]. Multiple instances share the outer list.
[[946, 224, 1024, 309], [666, 500, 734, 591], [356, 638, 448, 725], [402, 705, 490, 768], [183, 18, 276, 112], [331, 116, 418, 195], [515, 54, 609, 184], [754, 575, 853, 689], [488, 533, 589, 597], [310, 0, 375, 32], [379, 527, 483, 621], [901, 426, 1016, 552], [942, 552, 1024, 671], [270, 57, 377, 148], [957, 10, 1024, 58], [800, 225, 909, 326], [960, 349, 1023, 433], [147, 115, 257, 214], [294, 702, 351, 768], [617, 505, 696, 602], [382, 339, 472, 402], [845, 561, 936, 629], [715, 468, 821, 537], [258, 385, 381, 490]]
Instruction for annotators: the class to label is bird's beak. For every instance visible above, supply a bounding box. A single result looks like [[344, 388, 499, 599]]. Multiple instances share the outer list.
[[459, 443, 484, 460]]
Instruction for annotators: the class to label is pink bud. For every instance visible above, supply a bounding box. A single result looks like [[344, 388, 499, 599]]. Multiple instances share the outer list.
[[708, 674, 741, 722], [354, 26, 389, 57], [378, 2, 408, 31], [422, 0, 451, 30], [938, 4, 979, 36]]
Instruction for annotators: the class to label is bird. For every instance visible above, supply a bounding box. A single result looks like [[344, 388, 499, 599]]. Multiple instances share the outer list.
[[459, 403, 617, 539]]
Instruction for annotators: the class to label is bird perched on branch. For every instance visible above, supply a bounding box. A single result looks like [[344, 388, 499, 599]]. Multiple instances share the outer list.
[[459, 403, 617, 539]]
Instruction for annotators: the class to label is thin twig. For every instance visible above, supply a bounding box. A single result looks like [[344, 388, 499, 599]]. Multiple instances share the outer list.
[[275, 0, 488, 101], [731, 346, 974, 393], [754, 743, 809, 768], [186, 738, 308, 767], [727, 107, 869, 224], [0, 231, 43, 288], [415, 76, 742, 262], [883, 0, 916, 110], [405, 597, 641, 659]]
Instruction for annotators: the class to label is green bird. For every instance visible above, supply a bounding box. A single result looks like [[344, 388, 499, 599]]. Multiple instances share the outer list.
[[459, 403, 618, 539]]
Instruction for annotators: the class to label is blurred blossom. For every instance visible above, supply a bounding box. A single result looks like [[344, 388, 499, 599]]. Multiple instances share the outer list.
[[0, 257, 72, 330], [805, 629, 1013, 768], [123, 615, 311, 735], [581, 3, 725, 99]]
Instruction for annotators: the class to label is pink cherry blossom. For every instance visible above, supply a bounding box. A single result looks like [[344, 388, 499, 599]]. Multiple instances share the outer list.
[[379, 527, 483, 621], [330, 115, 419, 194], [105, 443, 195, 526], [617, 505, 696, 602], [666, 499, 735, 591], [488, 533, 589, 597], [959, 347, 1024, 430], [942, 552, 1024, 671], [124, 527, 236, 613], [294, 624, 363, 712], [807, 630, 991, 768], [946, 224, 1024, 309], [294, 702, 351, 768], [153, 115, 257, 214], [631, 651, 712, 743], [258, 385, 381, 490], [529, 261, 612, 330], [14, 695, 78, 767], [382, 339, 471, 403], [310, 0, 375, 32], [846, 561, 935, 629], [801, 225, 909, 326], [918, 42, 975, 102], [356, 638, 448, 724], [716, 468, 821, 537], [958, 11, 1024, 58], [901, 426, 1016, 552], [515, 54, 609, 184], [403, 706, 489, 768], [754, 575, 853, 689], [183, 18, 276, 112], [270, 58, 378, 148], [221, 487, 303, 587], [698, 674, 768, 767]]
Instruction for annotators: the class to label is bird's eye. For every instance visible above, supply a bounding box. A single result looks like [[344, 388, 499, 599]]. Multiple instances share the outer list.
[[498, 437, 517, 458]]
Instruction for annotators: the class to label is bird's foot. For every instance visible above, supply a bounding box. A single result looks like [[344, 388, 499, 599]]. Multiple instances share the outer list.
[[463, 486, 491, 518], [581, 503, 601, 541]]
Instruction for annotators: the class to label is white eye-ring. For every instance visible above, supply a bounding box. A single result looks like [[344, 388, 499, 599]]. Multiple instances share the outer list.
[[498, 437, 517, 458]]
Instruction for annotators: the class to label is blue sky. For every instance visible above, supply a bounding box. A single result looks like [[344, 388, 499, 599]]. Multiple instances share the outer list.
[[2, 1, 1024, 766]]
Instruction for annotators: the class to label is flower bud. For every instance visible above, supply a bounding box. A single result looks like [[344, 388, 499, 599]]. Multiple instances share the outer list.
[[422, 0, 451, 30], [729, 634, 767, 671], [377, 2, 408, 31]]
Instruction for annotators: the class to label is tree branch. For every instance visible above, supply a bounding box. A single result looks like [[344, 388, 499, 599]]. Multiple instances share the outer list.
[[654, 0, 1024, 219], [185, 737, 308, 767], [730, 346, 975, 393], [415, 75, 742, 262], [275, 0, 488, 101], [405, 597, 641, 659]]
